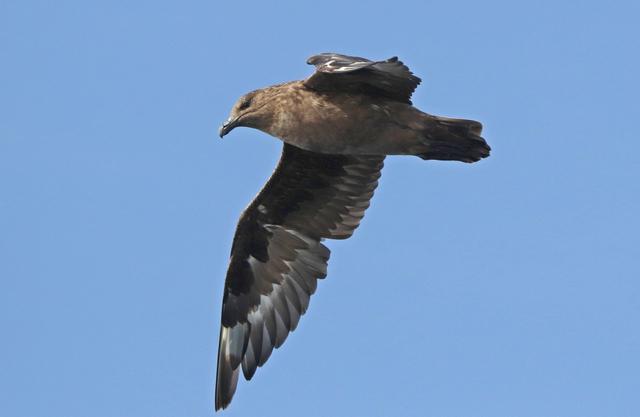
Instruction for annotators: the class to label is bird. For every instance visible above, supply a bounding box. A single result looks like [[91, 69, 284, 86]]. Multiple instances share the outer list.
[[215, 52, 490, 410]]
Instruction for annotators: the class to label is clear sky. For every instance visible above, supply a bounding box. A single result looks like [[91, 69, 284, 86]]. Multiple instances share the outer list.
[[2, 1, 639, 416]]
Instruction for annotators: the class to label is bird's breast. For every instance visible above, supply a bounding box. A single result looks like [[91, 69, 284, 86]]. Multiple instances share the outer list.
[[266, 91, 418, 155]]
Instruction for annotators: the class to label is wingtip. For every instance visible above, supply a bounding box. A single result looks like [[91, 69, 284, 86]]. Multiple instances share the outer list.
[[214, 364, 239, 412], [215, 325, 243, 412], [215, 392, 233, 412], [306, 52, 332, 65], [214, 385, 230, 411]]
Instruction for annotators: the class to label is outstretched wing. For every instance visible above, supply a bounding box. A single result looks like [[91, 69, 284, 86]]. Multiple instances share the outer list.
[[215, 143, 385, 410], [304, 53, 421, 104]]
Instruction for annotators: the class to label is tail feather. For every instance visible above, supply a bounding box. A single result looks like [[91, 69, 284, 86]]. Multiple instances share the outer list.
[[417, 116, 490, 163]]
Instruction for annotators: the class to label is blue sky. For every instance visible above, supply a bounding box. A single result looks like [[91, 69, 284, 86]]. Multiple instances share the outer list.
[[2, 1, 639, 416]]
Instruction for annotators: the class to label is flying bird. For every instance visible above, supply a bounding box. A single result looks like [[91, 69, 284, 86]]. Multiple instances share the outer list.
[[215, 53, 490, 410]]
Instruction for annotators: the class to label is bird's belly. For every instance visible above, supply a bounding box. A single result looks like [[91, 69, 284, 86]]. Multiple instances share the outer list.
[[279, 106, 422, 156]]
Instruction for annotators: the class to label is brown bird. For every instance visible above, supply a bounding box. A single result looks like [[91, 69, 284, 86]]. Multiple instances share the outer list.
[[215, 53, 490, 410]]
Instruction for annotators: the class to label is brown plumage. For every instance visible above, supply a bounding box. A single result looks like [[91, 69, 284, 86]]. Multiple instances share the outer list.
[[215, 53, 490, 410]]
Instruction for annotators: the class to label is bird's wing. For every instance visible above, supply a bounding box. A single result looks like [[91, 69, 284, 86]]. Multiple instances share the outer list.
[[215, 143, 384, 410], [303, 53, 421, 103]]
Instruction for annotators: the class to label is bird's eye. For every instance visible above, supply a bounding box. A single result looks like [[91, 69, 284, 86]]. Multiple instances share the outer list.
[[239, 98, 252, 110]]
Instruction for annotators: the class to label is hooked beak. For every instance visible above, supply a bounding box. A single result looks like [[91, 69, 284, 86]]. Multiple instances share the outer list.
[[219, 117, 239, 138]]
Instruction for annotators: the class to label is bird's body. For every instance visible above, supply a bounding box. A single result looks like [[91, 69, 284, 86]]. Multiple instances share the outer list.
[[251, 81, 425, 155], [215, 53, 491, 410], [226, 79, 487, 161]]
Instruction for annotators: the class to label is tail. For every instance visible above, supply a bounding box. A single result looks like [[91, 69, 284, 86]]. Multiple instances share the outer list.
[[417, 116, 491, 163]]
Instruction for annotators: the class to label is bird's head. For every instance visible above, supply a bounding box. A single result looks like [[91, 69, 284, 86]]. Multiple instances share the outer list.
[[219, 88, 279, 138]]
